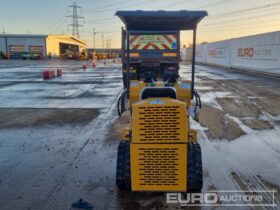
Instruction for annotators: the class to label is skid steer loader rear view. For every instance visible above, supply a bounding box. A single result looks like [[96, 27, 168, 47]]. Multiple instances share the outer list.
[[115, 10, 207, 192]]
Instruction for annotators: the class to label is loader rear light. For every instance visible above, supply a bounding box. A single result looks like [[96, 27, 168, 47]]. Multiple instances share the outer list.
[[130, 53, 140, 57], [163, 52, 177, 57]]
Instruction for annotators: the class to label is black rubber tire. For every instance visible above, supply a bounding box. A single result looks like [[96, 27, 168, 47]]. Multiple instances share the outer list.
[[116, 141, 131, 190], [123, 142, 131, 189], [116, 141, 125, 188], [187, 142, 203, 192]]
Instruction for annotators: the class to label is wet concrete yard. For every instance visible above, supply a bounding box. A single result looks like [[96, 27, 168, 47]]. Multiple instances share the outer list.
[[0, 60, 279, 210]]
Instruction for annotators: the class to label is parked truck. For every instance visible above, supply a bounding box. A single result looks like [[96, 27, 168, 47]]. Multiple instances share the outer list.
[[121, 24, 181, 87]]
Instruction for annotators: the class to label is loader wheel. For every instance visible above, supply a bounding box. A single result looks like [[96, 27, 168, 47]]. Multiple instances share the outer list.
[[116, 141, 131, 190], [187, 142, 203, 192]]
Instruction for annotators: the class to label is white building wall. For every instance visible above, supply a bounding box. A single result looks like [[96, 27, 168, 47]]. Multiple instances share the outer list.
[[230, 31, 280, 74], [205, 40, 231, 66], [195, 44, 206, 63], [193, 31, 280, 75]]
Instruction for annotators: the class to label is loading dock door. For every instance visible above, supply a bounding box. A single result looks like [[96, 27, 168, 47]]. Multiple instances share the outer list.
[[9, 45, 25, 59], [59, 43, 79, 55], [29, 46, 44, 57]]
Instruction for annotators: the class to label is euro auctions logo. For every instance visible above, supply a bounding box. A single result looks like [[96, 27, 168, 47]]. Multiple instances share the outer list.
[[208, 49, 225, 58], [208, 50, 218, 57], [166, 190, 277, 207], [238, 48, 254, 57], [167, 192, 218, 206]]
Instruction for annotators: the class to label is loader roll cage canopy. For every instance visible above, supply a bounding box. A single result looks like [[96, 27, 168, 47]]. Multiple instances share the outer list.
[[115, 10, 208, 98]]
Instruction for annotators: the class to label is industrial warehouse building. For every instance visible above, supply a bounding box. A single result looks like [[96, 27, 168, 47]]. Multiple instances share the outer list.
[[46, 35, 87, 57], [0, 34, 87, 59]]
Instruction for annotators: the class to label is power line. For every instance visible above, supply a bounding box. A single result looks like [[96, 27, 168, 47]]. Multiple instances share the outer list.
[[199, 18, 280, 31], [84, 0, 128, 12], [205, 7, 280, 22], [83, 0, 161, 14], [83, 0, 235, 25], [84, 0, 236, 16], [81, 0, 237, 46], [85, 18, 117, 24], [201, 11, 280, 28], [83, 30, 119, 34], [86, 17, 113, 23], [46, 15, 66, 34], [159, 0, 236, 10], [158, 0, 192, 9], [80, 0, 279, 46], [207, 1, 280, 19], [191, 0, 236, 9], [49, 22, 65, 35]]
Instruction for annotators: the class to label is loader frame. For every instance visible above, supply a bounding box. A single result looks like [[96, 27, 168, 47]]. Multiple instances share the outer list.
[[115, 10, 207, 192]]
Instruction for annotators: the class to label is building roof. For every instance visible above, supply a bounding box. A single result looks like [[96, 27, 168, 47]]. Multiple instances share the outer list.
[[0, 34, 86, 45], [47, 35, 87, 45], [115, 10, 208, 31], [0, 34, 47, 38]]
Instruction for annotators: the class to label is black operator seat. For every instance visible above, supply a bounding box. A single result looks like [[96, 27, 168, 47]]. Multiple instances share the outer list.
[[141, 87, 176, 100]]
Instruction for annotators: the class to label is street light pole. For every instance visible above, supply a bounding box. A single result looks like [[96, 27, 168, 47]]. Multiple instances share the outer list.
[[93, 28, 96, 49], [102, 33, 104, 49], [108, 37, 111, 49]]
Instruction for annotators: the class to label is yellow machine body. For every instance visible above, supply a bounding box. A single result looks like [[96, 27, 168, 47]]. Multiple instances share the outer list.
[[130, 80, 192, 107], [124, 82, 197, 192], [131, 144, 187, 191], [132, 98, 188, 144], [116, 10, 207, 193]]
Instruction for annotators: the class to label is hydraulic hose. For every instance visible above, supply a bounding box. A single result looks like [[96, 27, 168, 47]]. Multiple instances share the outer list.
[[195, 90, 202, 109], [193, 90, 202, 117], [117, 89, 128, 116]]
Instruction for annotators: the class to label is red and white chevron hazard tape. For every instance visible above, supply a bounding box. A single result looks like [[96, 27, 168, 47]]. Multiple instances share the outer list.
[[129, 34, 177, 50]]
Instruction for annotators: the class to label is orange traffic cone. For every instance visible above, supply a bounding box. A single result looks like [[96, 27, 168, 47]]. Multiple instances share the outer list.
[[83, 62, 86, 70], [57, 68, 62, 77], [92, 60, 96, 68]]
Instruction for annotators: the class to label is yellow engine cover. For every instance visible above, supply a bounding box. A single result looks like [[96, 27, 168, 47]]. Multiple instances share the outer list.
[[131, 143, 187, 192], [132, 98, 188, 143], [129, 80, 192, 107]]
